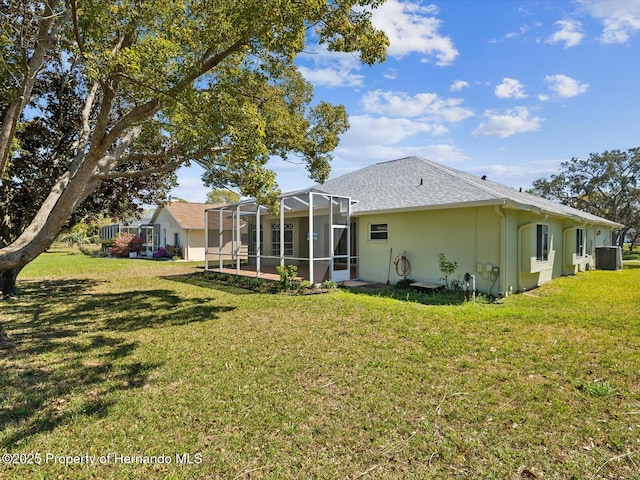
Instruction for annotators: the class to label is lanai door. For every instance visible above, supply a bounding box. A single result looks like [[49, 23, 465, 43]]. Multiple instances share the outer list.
[[331, 197, 351, 282], [331, 225, 350, 281]]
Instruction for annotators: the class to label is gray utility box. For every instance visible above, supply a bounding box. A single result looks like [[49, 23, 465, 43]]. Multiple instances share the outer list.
[[595, 246, 623, 270]]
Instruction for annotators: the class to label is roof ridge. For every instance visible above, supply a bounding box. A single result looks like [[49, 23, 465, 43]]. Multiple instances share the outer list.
[[416, 157, 505, 200]]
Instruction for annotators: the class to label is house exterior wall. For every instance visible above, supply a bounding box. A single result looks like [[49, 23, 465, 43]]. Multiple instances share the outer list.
[[154, 208, 207, 261], [184, 230, 206, 261], [155, 208, 182, 249], [356, 206, 619, 295], [356, 206, 503, 294], [515, 212, 615, 291]]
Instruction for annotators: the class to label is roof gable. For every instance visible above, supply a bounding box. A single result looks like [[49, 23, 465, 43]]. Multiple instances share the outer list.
[[151, 202, 221, 230]]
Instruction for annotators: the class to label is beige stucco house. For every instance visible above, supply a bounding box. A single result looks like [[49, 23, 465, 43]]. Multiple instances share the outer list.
[[205, 157, 622, 294], [149, 202, 217, 261]]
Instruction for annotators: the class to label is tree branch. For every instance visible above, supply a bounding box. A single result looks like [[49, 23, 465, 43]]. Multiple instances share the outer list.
[[99, 99, 163, 151], [94, 144, 230, 180], [172, 34, 251, 93], [0, 0, 69, 178], [94, 159, 187, 180], [69, 0, 84, 55]]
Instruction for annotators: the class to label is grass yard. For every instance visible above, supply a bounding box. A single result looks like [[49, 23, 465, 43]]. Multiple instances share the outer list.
[[1, 247, 639, 479]]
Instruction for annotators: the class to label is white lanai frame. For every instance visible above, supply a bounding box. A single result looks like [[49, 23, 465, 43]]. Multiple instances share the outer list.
[[204, 189, 353, 284]]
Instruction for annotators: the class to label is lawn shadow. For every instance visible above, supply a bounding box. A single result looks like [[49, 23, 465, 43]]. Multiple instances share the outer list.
[[344, 286, 467, 306], [14, 277, 101, 299], [69, 289, 236, 331], [1, 279, 235, 449], [162, 273, 263, 295]]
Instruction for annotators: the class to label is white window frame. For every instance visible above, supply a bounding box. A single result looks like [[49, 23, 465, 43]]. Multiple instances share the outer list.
[[369, 223, 388, 241], [576, 228, 584, 257], [536, 224, 549, 262]]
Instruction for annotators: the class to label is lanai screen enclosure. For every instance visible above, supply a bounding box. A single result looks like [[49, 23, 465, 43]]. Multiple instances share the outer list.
[[205, 189, 355, 284]]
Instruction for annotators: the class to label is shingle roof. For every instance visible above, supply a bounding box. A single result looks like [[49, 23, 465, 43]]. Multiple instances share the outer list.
[[316, 156, 622, 227], [152, 202, 220, 229]]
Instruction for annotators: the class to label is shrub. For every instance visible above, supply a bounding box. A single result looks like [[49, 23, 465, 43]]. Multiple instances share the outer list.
[[394, 278, 415, 290], [153, 247, 166, 259], [164, 245, 181, 258], [321, 280, 337, 290], [437, 253, 458, 289], [276, 265, 298, 291], [109, 233, 143, 257], [79, 246, 104, 257]]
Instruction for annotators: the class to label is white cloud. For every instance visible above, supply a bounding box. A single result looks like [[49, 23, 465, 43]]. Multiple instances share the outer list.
[[370, 0, 458, 65], [339, 115, 448, 148], [580, 0, 640, 44], [171, 164, 209, 203], [335, 144, 469, 169], [383, 68, 398, 80], [298, 65, 364, 88], [450, 79, 469, 92], [297, 41, 366, 88], [544, 74, 589, 98], [361, 90, 474, 123], [489, 25, 530, 43], [464, 159, 563, 189], [472, 107, 542, 138], [495, 78, 527, 99], [546, 19, 584, 48]]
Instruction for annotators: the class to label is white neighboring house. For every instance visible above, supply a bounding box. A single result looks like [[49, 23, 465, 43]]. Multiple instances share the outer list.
[[149, 202, 219, 261]]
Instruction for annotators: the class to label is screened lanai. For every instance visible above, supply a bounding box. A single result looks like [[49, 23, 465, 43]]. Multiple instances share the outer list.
[[204, 189, 357, 284]]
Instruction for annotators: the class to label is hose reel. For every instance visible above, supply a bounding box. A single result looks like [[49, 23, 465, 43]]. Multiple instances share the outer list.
[[394, 252, 411, 278]]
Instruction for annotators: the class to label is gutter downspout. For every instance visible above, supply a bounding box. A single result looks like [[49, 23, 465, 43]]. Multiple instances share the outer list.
[[494, 204, 507, 297]]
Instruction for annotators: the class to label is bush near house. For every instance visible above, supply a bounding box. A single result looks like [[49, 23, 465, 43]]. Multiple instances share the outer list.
[[163, 245, 181, 258], [108, 233, 143, 257]]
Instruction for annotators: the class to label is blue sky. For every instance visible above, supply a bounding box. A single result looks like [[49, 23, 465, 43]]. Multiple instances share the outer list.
[[171, 0, 640, 202]]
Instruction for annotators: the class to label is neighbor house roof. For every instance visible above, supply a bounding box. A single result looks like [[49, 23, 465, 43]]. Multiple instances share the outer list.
[[151, 202, 222, 229], [315, 156, 623, 227]]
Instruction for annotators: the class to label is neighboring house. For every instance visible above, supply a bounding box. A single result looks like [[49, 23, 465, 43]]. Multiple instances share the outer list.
[[149, 202, 220, 261], [100, 216, 154, 254], [100, 202, 232, 260], [205, 157, 623, 294]]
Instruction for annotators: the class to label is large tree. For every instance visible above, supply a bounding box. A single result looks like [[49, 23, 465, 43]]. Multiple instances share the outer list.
[[0, 0, 389, 299], [1, 66, 178, 294], [531, 148, 640, 246]]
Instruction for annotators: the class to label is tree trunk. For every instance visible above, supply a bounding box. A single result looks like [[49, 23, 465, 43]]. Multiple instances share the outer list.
[[0, 157, 100, 273], [0, 323, 12, 347], [0, 266, 21, 347], [0, 265, 24, 297]]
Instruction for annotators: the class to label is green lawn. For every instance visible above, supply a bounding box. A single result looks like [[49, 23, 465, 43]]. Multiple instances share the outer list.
[[1, 248, 639, 479]]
